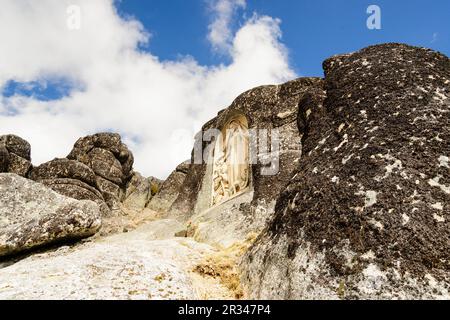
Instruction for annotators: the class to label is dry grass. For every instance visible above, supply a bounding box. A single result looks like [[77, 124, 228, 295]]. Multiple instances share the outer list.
[[193, 233, 257, 299]]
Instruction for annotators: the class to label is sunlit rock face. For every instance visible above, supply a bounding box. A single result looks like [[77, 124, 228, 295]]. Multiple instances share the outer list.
[[241, 43, 450, 299], [169, 78, 325, 247], [67, 132, 134, 211], [29, 133, 136, 217], [123, 172, 162, 212], [146, 161, 190, 213], [0, 131, 160, 222], [0, 173, 101, 258], [30, 158, 110, 216]]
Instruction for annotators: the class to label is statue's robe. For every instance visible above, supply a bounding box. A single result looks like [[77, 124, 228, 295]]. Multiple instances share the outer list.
[[211, 117, 249, 206]]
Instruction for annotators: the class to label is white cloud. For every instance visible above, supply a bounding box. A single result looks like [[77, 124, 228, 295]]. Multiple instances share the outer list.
[[207, 0, 246, 52], [0, 0, 295, 178]]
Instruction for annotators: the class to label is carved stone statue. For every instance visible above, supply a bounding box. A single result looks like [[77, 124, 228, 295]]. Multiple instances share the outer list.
[[211, 115, 249, 206]]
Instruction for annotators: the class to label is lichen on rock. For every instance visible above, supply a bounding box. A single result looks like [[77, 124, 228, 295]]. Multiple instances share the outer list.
[[0, 135, 32, 177], [0, 173, 101, 258], [241, 43, 450, 300]]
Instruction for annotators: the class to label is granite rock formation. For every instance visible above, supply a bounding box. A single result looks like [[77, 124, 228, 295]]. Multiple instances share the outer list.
[[122, 172, 162, 212], [1, 43, 448, 300], [28, 133, 138, 216], [67, 133, 134, 210], [241, 43, 450, 299], [0, 143, 8, 172], [147, 161, 190, 213], [0, 173, 101, 258], [29, 158, 110, 216], [0, 135, 32, 177], [168, 78, 325, 247], [0, 132, 160, 220]]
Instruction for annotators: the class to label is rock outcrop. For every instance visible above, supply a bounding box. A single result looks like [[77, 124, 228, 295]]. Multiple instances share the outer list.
[[28, 133, 137, 216], [0, 131, 161, 222], [122, 172, 162, 212], [1, 43, 448, 301], [67, 133, 134, 210], [0, 173, 101, 258], [147, 161, 189, 213], [241, 44, 450, 299], [168, 78, 325, 247], [0, 133, 150, 257], [0, 144, 8, 172], [29, 158, 110, 216], [0, 135, 32, 177]]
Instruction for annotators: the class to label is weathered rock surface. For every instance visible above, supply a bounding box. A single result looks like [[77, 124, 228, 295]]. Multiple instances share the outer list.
[[67, 132, 134, 212], [189, 191, 259, 248], [169, 78, 325, 247], [0, 173, 101, 258], [0, 144, 8, 172], [30, 158, 97, 186], [147, 161, 189, 213], [241, 43, 450, 299], [1, 43, 448, 301], [68, 132, 134, 183], [1, 135, 31, 160], [30, 159, 110, 216], [122, 172, 162, 212], [0, 219, 232, 300], [0, 135, 32, 177], [28, 133, 137, 216]]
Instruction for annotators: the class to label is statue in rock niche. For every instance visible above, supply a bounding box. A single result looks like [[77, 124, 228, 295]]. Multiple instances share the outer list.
[[211, 115, 249, 206]]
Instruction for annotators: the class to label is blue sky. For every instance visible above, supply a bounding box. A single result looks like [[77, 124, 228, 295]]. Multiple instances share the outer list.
[[0, 0, 449, 177], [116, 0, 450, 76]]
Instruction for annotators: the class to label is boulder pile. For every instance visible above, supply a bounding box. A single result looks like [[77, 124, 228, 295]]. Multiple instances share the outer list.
[[28, 133, 137, 216], [30, 158, 110, 216], [67, 133, 134, 211]]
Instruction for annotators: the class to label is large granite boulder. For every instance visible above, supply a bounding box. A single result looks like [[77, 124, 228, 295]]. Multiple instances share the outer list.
[[30, 158, 97, 186], [147, 162, 189, 213], [0, 135, 32, 177], [0, 144, 8, 172], [29, 133, 136, 216], [122, 172, 162, 212], [30, 158, 110, 216], [0, 173, 101, 258], [68, 133, 134, 209], [68, 132, 134, 182], [241, 44, 450, 299]]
